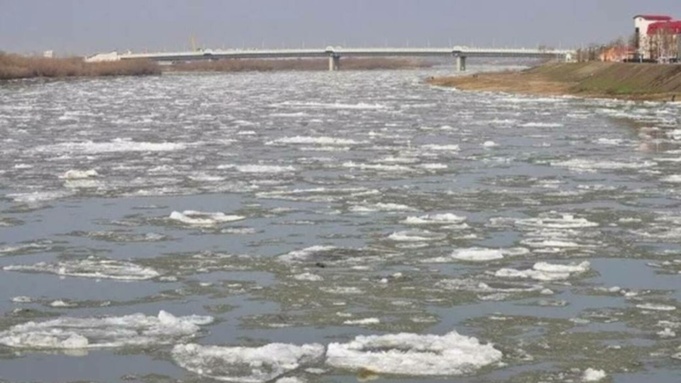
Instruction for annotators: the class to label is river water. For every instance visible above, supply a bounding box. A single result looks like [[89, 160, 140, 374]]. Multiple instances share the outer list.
[[0, 66, 679, 383]]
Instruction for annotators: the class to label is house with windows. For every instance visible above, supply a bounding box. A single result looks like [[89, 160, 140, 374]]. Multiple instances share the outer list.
[[634, 15, 681, 61]]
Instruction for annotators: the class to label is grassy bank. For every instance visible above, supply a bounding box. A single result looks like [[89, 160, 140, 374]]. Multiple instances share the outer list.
[[166, 58, 431, 72], [428, 62, 681, 101], [0, 54, 160, 80]]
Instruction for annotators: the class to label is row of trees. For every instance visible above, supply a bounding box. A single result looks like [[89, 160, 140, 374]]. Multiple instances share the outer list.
[[571, 29, 680, 63], [646, 27, 680, 62]]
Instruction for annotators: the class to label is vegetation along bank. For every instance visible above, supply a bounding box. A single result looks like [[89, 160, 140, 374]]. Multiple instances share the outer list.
[[428, 62, 681, 101]]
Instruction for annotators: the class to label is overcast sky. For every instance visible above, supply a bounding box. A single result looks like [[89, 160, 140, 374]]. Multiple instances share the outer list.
[[2, 0, 681, 55]]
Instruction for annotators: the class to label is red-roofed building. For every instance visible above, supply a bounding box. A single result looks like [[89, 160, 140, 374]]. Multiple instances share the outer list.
[[634, 14, 681, 60]]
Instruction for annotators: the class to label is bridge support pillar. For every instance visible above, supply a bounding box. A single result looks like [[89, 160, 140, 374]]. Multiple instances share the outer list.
[[328, 54, 340, 71], [455, 55, 467, 72]]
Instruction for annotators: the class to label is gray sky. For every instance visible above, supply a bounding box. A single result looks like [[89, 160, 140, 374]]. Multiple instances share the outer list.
[[2, 0, 681, 55]]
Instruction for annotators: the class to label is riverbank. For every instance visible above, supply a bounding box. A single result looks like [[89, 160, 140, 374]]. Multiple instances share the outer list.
[[1, 54, 430, 80], [428, 62, 681, 101], [0, 54, 160, 80]]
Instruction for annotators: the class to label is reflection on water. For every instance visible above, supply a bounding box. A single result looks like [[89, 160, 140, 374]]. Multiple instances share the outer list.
[[0, 66, 680, 382]]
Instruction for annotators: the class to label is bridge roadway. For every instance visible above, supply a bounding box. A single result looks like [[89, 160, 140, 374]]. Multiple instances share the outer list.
[[112, 46, 574, 72]]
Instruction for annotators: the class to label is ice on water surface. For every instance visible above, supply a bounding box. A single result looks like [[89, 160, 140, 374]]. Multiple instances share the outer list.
[[0, 68, 680, 383], [172, 342, 325, 383], [326, 331, 503, 376], [0, 311, 213, 349], [3, 257, 160, 280]]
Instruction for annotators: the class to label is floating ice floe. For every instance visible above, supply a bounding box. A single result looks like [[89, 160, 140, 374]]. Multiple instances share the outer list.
[[661, 175, 681, 183], [172, 343, 324, 383], [450, 248, 505, 262], [293, 272, 323, 282], [388, 230, 446, 242], [403, 213, 467, 225], [0, 242, 51, 255], [342, 162, 413, 172], [482, 141, 498, 148], [343, 318, 380, 325], [494, 261, 590, 281], [50, 300, 77, 308], [326, 331, 502, 376], [33, 140, 186, 154], [514, 213, 598, 229], [582, 368, 607, 382], [420, 144, 460, 151], [11, 296, 33, 303], [436, 278, 544, 300], [636, 303, 676, 312], [521, 122, 564, 128], [551, 158, 655, 172], [3, 257, 159, 280], [235, 165, 296, 173], [274, 101, 386, 110], [60, 169, 98, 179], [279, 246, 338, 263], [268, 136, 363, 146], [7, 190, 74, 204], [349, 202, 417, 213], [0, 311, 213, 349], [169, 210, 245, 226]]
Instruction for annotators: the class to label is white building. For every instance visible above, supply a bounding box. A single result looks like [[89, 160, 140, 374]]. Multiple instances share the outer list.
[[634, 14, 673, 59]]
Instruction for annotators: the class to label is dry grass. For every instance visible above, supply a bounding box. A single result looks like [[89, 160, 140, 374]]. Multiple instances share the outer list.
[[428, 62, 681, 101], [0, 53, 160, 80], [167, 58, 431, 72]]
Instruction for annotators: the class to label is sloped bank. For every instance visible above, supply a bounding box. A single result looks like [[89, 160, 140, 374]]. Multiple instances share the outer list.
[[428, 62, 681, 101]]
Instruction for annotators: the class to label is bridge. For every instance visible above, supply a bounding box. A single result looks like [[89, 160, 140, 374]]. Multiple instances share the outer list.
[[87, 46, 575, 72]]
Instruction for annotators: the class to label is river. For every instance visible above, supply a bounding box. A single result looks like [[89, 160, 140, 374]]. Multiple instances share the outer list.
[[0, 66, 679, 382]]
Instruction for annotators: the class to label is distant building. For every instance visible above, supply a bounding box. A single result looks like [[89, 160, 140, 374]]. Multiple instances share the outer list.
[[599, 45, 631, 62], [634, 14, 681, 61], [43, 50, 54, 58]]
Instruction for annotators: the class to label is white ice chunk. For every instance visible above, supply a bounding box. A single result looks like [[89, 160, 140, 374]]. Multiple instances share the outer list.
[[293, 272, 323, 282], [11, 296, 33, 303], [350, 203, 417, 213], [343, 318, 380, 325], [169, 210, 245, 227], [403, 213, 466, 225], [494, 261, 590, 281], [172, 343, 324, 383], [3, 258, 159, 280], [0, 311, 213, 349], [236, 165, 296, 173], [636, 303, 676, 311], [269, 136, 363, 146], [450, 248, 505, 262], [388, 230, 446, 242], [326, 331, 502, 376], [582, 368, 607, 382], [60, 169, 98, 179], [279, 246, 338, 263]]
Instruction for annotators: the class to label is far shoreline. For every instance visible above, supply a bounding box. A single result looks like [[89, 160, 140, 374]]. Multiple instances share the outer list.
[[0, 54, 432, 81], [427, 62, 681, 102]]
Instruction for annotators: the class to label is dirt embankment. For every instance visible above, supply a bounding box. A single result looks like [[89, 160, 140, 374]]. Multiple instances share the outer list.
[[0, 54, 160, 80], [428, 62, 681, 101]]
